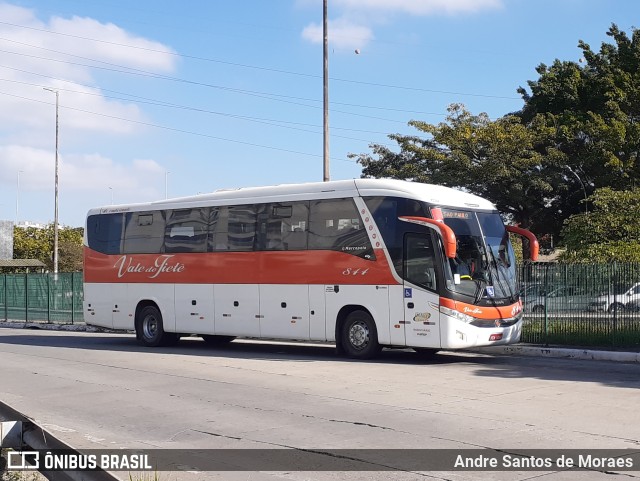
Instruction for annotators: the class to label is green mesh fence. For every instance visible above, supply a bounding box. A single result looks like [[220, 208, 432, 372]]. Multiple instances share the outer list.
[[518, 263, 640, 348], [0, 272, 84, 323], [1, 266, 639, 348]]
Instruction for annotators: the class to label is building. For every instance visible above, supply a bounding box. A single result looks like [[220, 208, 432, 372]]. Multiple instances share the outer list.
[[0, 220, 13, 260]]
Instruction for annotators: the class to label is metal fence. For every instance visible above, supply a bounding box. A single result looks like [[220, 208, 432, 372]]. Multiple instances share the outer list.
[[518, 263, 640, 348], [1, 266, 639, 348], [0, 272, 84, 323]]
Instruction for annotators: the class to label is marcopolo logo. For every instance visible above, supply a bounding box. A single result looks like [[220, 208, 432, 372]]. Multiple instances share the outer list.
[[413, 312, 432, 323]]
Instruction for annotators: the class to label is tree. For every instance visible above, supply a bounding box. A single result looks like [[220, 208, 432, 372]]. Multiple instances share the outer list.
[[560, 188, 640, 262], [517, 24, 640, 195], [13, 225, 84, 271], [353, 24, 640, 243], [352, 104, 568, 236]]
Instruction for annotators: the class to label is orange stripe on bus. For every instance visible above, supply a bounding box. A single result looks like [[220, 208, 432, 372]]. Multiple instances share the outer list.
[[441, 297, 522, 320], [83, 247, 400, 285]]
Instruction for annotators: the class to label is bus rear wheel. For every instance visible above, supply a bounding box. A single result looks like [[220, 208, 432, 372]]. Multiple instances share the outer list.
[[341, 310, 381, 360], [136, 305, 177, 347]]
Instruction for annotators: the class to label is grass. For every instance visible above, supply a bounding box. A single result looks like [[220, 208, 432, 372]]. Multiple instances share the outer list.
[[521, 317, 640, 348]]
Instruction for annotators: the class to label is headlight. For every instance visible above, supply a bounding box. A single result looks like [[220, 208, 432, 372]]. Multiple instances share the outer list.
[[440, 306, 475, 324], [441, 306, 523, 327]]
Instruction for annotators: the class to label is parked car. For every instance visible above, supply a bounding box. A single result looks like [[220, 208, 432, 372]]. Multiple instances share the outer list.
[[588, 282, 640, 313], [523, 286, 593, 314], [519, 283, 549, 301]]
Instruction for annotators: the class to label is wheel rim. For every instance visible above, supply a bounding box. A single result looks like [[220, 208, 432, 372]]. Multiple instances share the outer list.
[[143, 314, 158, 340], [348, 320, 370, 350]]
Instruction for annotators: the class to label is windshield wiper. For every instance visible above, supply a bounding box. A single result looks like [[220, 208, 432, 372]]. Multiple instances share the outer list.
[[473, 277, 488, 304], [486, 246, 515, 300]]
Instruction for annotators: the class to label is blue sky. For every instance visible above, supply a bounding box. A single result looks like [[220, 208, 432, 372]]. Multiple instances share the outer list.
[[0, 0, 637, 227]]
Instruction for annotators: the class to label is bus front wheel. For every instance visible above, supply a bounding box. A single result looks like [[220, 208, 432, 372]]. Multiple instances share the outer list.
[[341, 310, 381, 360], [136, 305, 176, 347]]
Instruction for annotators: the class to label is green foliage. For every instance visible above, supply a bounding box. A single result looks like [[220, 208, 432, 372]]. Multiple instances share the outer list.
[[560, 188, 640, 262], [517, 23, 640, 210], [352, 24, 640, 242], [13, 224, 84, 272], [352, 104, 568, 235]]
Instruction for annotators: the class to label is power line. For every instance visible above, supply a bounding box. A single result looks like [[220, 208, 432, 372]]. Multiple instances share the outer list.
[[0, 37, 448, 117], [0, 89, 364, 163], [0, 20, 520, 100], [0, 53, 413, 124], [0, 74, 401, 145]]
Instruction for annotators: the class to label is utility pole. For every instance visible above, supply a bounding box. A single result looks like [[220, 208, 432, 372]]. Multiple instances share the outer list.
[[43, 88, 60, 274], [323, 0, 330, 182]]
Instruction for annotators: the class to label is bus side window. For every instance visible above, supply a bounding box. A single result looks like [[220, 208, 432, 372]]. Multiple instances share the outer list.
[[123, 211, 165, 254], [212, 205, 258, 252], [309, 199, 373, 259], [404, 233, 438, 291], [87, 213, 124, 255], [260, 202, 309, 251], [164, 208, 209, 253], [365, 196, 429, 275]]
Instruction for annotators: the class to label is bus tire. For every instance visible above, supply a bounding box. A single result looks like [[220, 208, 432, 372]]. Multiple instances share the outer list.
[[341, 310, 381, 360], [136, 305, 175, 347], [201, 335, 236, 345]]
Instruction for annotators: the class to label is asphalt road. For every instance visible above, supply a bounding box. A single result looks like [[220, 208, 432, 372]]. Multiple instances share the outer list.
[[0, 327, 638, 481]]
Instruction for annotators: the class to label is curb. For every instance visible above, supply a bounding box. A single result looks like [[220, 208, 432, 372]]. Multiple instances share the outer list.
[[0, 320, 126, 334], [470, 345, 640, 364]]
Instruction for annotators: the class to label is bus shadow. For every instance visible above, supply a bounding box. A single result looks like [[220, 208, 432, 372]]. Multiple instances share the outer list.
[[0, 326, 469, 366], [1, 328, 638, 388], [468, 354, 640, 389]]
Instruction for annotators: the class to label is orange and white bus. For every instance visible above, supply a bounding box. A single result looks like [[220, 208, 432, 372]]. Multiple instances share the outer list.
[[83, 179, 538, 359]]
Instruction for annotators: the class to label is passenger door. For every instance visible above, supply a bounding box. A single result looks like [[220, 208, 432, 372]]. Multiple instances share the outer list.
[[403, 233, 441, 348]]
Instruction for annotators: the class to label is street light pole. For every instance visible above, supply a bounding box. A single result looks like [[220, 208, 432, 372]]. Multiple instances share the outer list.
[[165, 170, 170, 199], [44, 88, 60, 274], [16, 170, 23, 224], [322, 0, 330, 182]]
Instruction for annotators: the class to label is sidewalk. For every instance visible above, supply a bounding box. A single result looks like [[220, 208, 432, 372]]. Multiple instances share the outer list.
[[1, 319, 639, 363], [470, 344, 640, 363]]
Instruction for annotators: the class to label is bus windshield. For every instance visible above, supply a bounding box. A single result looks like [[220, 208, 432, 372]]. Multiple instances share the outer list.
[[440, 209, 517, 301]]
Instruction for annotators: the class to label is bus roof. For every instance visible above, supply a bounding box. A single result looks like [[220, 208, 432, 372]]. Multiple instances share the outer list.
[[87, 178, 496, 216]]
